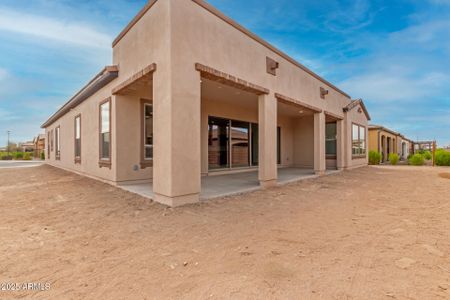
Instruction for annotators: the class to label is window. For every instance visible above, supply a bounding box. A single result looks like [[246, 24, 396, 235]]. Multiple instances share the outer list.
[[140, 100, 153, 168], [352, 123, 366, 157], [51, 129, 54, 152], [326, 122, 337, 156], [47, 131, 51, 159], [74, 115, 81, 163], [99, 98, 111, 167], [55, 126, 60, 160]]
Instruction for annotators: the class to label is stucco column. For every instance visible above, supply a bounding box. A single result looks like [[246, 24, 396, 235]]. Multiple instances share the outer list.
[[258, 93, 277, 188], [314, 111, 326, 175], [336, 119, 345, 170], [152, 65, 201, 207]]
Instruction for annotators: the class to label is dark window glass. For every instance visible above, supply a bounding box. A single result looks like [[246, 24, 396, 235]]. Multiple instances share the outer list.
[[208, 117, 229, 169], [144, 104, 153, 159], [326, 123, 337, 155], [277, 127, 281, 164], [251, 123, 258, 166]]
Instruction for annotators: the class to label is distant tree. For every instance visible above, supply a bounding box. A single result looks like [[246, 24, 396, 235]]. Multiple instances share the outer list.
[[7, 142, 19, 153]]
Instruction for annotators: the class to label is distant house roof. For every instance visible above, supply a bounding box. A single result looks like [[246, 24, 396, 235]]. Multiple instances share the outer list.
[[343, 98, 371, 121], [368, 124, 399, 136], [41, 66, 119, 128], [33, 134, 45, 143]]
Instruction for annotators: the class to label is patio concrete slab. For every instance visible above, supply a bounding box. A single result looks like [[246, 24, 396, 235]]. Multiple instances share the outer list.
[[117, 167, 341, 202]]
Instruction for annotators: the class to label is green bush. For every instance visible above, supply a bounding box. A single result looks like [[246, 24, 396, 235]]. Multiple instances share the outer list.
[[422, 151, 432, 160], [409, 153, 425, 166], [368, 151, 382, 165], [14, 152, 23, 160], [435, 149, 450, 166], [40, 152, 45, 160], [389, 153, 399, 165], [23, 152, 32, 160]]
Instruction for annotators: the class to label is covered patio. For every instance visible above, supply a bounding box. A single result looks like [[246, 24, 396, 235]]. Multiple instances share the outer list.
[[118, 167, 340, 201]]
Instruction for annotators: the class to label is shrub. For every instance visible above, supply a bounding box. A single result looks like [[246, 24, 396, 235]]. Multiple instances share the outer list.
[[409, 153, 425, 166], [40, 152, 45, 160], [14, 152, 23, 160], [368, 151, 381, 165], [23, 152, 32, 160], [422, 151, 432, 160], [435, 149, 450, 166], [389, 153, 399, 165]]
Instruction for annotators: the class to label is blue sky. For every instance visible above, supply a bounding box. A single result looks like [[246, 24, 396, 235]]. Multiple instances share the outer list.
[[0, 0, 449, 146]]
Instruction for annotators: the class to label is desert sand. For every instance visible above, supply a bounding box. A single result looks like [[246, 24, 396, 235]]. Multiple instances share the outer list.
[[0, 165, 449, 299]]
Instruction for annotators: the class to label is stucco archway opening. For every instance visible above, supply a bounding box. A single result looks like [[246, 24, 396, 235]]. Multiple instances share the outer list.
[[199, 77, 263, 198]]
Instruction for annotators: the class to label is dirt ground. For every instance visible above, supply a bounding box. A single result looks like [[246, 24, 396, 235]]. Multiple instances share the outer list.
[[1, 165, 449, 299]]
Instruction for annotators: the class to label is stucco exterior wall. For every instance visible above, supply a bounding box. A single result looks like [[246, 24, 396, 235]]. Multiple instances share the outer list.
[[369, 130, 379, 153], [170, 0, 351, 113], [293, 116, 314, 168], [45, 80, 118, 183], [112, 0, 169, 84]]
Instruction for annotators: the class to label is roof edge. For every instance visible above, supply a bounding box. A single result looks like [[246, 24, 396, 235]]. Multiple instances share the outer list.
[[112, 0, 351, 99], [41, 66, 119, 128], [191, 0, 351, 99], [344, 98, 371, 121], [112, 0, 158, 47]]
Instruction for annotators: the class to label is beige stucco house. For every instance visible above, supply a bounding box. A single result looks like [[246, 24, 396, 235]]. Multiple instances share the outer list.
[[368, 125, 413, 162], [41, 0, 371, 207]]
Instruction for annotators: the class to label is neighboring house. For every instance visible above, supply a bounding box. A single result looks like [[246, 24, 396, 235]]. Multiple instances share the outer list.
[[19, 141, 35, 153], [41, 0, 371, 207], [33, 134, 46, 158], [368, 125, 413, 162], [396, 135, 413, 160]]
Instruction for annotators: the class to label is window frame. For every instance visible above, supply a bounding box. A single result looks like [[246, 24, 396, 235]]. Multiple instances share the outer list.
[[51, 129, 54, 152], [207, 116, 282, 170], [55, 126, 60, 160], [140, 99, 153, 169], [47, 131, 51, 159], [74, 114, 81, 164], [352, 123, 367, 159], [325, 121, 337, 159], [98, 98, 112, 168]]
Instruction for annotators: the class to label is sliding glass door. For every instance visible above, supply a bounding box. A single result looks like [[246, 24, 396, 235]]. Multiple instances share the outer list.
[[208, 117, 230, 169], [231, 120, 250, 167], [208, 116, 280, 170]]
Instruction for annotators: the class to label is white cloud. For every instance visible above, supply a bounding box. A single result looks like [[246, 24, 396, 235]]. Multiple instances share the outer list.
[[389, 19, 450, 49], [339, 71, 449, 102], [0, 7, 112, 49]]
